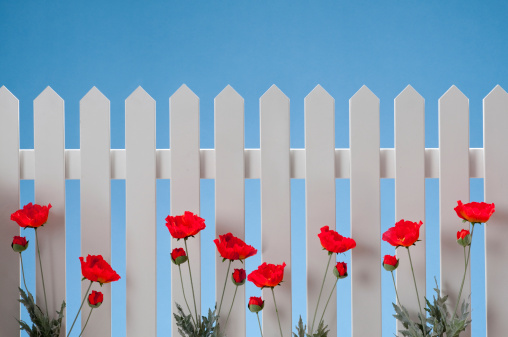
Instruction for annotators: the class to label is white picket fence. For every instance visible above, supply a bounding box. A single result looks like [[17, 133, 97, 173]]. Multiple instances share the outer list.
[[0, 84, 507, 337]]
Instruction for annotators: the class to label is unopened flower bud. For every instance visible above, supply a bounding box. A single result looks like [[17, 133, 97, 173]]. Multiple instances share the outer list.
[[171, 248, 188, 265], [88, 290, 103, 308], [457, 229, 472, 247], [232, 268, 246, 286], [333, 262, 348, 279], [382, 255, 399, 272], [11, 236, 29, 253], [248, 296, 264, 313]]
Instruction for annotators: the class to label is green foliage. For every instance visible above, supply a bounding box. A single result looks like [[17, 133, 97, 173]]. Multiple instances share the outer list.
[[393, 281, 471, 337], [174, 303, 224, 337], [292, 316, 329, 337], [17, 287, 65, 337]]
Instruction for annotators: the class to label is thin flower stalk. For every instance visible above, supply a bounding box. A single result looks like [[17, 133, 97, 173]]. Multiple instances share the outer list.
[[67, 281, 93, 337], [224, 284, 239, 329], [178, 264, 196, 326], [318, 277, 338, 326], [184, 239, 199, 325], [271, 287, 284, 337], [453, 223, 475, 318], [218, 260, 232, 316], [35, 228, 49, 315], [78, 308, 93, 337], [20, 253, 29, 293], [310, 253, 333, 334], [256, 312, 264, 337], [406, 247, 426, 337]]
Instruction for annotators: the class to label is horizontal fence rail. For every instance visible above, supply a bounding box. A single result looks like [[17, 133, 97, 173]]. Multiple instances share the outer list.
[[1, 84, 507, 337], [18, 148, 485, 180]]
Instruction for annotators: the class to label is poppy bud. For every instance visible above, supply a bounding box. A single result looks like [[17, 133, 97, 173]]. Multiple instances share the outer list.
[[248, 296, 264, 313], [88, 290, 103, 308], [11, 236, 29, 253], [457, 229, 472, 247], [333, 262, 348, 279], [382, 255, 399, 271], [232, 268, 246, 286], [171, 248, 188, 265]]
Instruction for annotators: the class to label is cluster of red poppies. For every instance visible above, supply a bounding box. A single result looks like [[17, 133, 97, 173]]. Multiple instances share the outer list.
[[9, 203, 120, 336], [380, 200, 495, 335], [166, 211, 356, 336]]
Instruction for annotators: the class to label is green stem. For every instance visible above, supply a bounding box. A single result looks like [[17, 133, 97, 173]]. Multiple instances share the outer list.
[[224, 285, 238, 330], [271, 287, 284, 337], [178, 265, 196, 327], [310, 253, 333, 334], [453, 223, 475, 318], [78, 308, 93, 337], [20, 253, 29, 293], [218, 260, 232, 316], [406, 247, 426, 337], [391, 271, 401, 305], [67, 281, 93, 337], [184, 239, 199, 326], [256, 312, 264, 337], [35, 228, 49, 315], [318, 277, 338, 326]]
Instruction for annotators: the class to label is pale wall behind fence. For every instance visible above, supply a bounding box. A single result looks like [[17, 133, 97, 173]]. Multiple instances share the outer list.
[[0, 84, 507, 337]]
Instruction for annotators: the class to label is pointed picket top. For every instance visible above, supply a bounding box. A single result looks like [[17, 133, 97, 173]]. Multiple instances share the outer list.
[[126, 86, 154, 104], [305, 84, 333, 102], [171, 84, 199, 102], [34, 86, 63, 106], [395, 85, 424, 104], [350, 85, 379, 104], [215, 85, 243, 105], [260, 84, 289, 102], [484, 85, 508, 104], [81, 86, 109, 105], [439, 85, 468, 103], [0, 86, 18, 101]]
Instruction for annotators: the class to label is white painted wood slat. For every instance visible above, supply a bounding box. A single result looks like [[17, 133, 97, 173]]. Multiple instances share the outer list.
[[349, 86, 381, 337], [170, 85, 201, 335], [260, 85, 291, 336], [304, 85, 337, 337], [80, 87, 112, 336], [214, 85, 246, 336], [0, 86, 20, 336], [438, 86, 470, 336], [34, 87, 66, 335], [483, 85, 508, 337], [394, 85, 426, 331], [125, 87, 157, 336]]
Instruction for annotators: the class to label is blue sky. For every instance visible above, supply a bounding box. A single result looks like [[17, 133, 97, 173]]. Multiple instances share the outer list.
[[1, 0, 507, 336]]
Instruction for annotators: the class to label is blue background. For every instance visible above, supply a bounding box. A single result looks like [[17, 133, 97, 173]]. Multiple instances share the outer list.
[[1, 0, 507, 336]]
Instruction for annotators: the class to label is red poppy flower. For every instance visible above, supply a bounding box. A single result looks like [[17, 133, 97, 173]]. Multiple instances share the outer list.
[[214, 233, 257, 261], [12, 236, 29, 253], [88, 290, 104, 308], [165, 211, 206, 239], [80, 254, 121, 285], [10, 203, 52, 228], [248, 296, 264, 312], [247, 262, 286, 288], [232, 268, 246, 285], [333, 262, 348, 278], [318, 226, 356, 254], [382, 220, 423, 248], [454, 200, 495, 224], [382, 254, 399, 271]]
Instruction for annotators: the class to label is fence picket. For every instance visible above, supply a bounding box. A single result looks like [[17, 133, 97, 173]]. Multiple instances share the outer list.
[[260, 85, 292, 336], [349, 86, 381, 336], [394, 85, 426, 330], [170, 85, 201, 335], [34, 87, 66, 334], [214, 85, 246, 336], [125, 87, 157, 336], [304, 85, 337, 336], [438, 86, 470, 336], [0, 86, 20, 336], [80, 87, 112, 336], [483, 85, 508, 337]]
